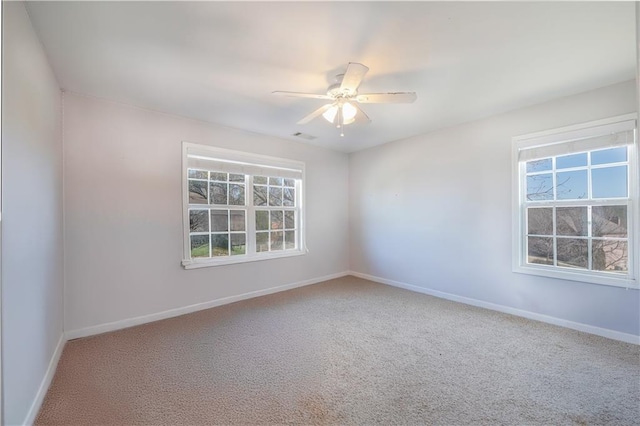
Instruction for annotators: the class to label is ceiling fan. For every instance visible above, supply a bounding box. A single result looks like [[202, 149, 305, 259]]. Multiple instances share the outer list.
[[273, 62, 417, 137]]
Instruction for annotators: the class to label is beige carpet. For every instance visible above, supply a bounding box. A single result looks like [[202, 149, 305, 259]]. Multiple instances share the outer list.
[[36, 276, 639, 425]]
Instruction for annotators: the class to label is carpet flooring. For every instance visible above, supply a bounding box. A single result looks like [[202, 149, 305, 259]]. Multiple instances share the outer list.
[[36, 276, 639, 425]]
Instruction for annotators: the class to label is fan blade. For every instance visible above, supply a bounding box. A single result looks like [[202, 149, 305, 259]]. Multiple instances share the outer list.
[[353, 103, 371, 124], [272, 91, 333, 100], [356, 92, 417, 103], [340, 62, 369, 94], [297, 103, 335, 124]]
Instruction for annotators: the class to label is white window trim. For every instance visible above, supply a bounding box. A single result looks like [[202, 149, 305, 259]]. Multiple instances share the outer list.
[[181, 142, 307, 269], [512, 113, 639, 289]]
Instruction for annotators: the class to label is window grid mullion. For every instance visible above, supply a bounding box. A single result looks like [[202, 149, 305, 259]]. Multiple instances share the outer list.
[[227, 208, 231, 254], [521, 162, 528, 265], [587, 151, 592, 200], [587, 206, 593, 271], [247, 175, 256, 256], [551, 154, 557, 268], [551, 156, 556, 201], [268, 208, 272, 252], [208, 207, 212, 258], [552, 206, 557, 267]]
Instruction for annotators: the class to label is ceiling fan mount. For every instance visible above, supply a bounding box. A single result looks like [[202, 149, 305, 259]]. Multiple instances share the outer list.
[[273, 62, 417, 137]]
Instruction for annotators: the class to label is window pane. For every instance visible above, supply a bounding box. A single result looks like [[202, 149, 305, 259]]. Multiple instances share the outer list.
[[556, 153, 587, 169], [556, 238, 587, 269], [256, 232, 269, 252], [230, 210, 245, 232], [256, 210, 269, 231], [190, 235, 209, 258], [269, 187, 283, 206], [527, 237, 553, 265], [254, 176, 268, 185], [526, 174, 553, 201], [253, 185, 267, 206], [592, 166, 627, 199], [229, 184, 245, 205], [189, 181, 208, 204], [593, 240, 628, 273], [210, 172, 227, 182], [556, 207, 587, 236], [526, 158, 552, 173], [229, 173, 244, 182], [285, 230, 296, 250], [269, 177, 283, 186], [188, 169, 208, 179], [284, 178, 295, 187], [593, 205, 627, 238], [271, 231, 284, 251], [556, 170, 587, 200], [592, 147, 627, 165], [527, 208, 552, 236], [230, 234, 246, 255], [210, 182, 228, 205], [271, 211, 283, 230], [285, 211, 295, 229], [283, 188, 295, 206], [211, 234, 229, 256], [210, 210, 229, 232], [189, 210, 209, 232]]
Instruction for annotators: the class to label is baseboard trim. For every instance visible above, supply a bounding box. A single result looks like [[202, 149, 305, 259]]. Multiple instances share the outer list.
[[349, 271, 640, 345], [23, 334, 66, 425], [65, 271, 350, 340]]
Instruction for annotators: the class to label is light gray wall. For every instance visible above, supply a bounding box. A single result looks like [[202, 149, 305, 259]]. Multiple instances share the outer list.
[[63, 93, 349, 333], [1, 2, 64, 424], [349, 80, 639, 336]]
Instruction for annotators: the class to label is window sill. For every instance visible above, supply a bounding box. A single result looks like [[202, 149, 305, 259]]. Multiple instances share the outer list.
[[182, 249, 307, 269], [513, 263, 638, 289]]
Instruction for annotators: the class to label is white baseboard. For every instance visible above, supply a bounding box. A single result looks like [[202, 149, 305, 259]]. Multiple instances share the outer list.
[[23, 334, 66, 426], [65, 271, 350, 340], [349, 271, 640, 345]]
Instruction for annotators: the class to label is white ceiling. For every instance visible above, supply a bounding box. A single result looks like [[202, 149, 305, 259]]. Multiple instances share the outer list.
[[26, 1, 636, 153]]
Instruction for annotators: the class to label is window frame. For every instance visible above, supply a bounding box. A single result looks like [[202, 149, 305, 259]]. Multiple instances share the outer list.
[[512, 114, 639, 289], [181, 142, 306, 269]]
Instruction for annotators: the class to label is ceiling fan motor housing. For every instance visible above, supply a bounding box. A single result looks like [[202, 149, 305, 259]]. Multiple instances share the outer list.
[[327, 73, 356, 98]]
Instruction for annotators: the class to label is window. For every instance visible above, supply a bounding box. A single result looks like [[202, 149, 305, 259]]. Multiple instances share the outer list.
[[182, 143, 305, 269], [512, 115, 639, 288]]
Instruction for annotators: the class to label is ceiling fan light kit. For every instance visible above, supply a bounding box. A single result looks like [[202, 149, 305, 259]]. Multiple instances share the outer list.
[[273, 62, 417, 138]]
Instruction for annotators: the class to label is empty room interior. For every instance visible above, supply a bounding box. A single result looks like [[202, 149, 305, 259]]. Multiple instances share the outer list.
[[2, 1, 640, 425]]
